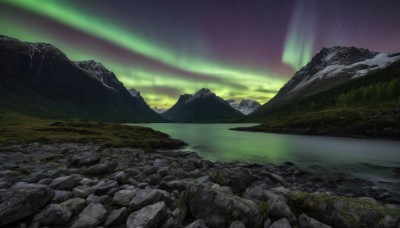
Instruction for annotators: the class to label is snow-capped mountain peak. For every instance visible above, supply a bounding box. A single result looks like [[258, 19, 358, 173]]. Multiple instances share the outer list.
[[227, 99, 261, 115], [275, 46, 400, 101], [76, 60, 123, 90]]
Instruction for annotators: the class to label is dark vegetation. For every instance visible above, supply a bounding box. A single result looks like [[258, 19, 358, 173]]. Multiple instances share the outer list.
[[0, 108, 185, 149]]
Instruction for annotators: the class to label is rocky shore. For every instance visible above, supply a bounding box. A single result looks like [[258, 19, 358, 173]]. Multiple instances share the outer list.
[[0, 143, 399, 228]]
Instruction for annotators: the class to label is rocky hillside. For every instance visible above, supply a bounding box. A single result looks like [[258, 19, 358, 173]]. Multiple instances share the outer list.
[[0, 142, 399, 227], [162, 88, 244, 123], [0, 35, 164, 122]]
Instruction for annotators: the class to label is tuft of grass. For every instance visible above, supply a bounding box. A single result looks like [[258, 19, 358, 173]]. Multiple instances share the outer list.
[[0, 109, 185, 149]]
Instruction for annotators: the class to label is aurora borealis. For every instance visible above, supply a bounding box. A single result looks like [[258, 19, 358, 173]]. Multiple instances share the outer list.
[[1, 0, 400, 108]]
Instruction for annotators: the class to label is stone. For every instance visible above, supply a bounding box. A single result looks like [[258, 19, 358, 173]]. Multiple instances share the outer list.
[[126, 201, 167, 228], [53, 190, 73, 203], [61, 198, 86, 215], [209, 167, 255, 193], [31, 204, 72, 226], [181, 184, 263, 227], [129, 189, 167, 211], [111, 171, 128, 184], [72, 203, 107, 228], [86, 194, 109, 204], [0, 187, 54, 226], [113, 189, 137, 206], [93, 180, 118, 195], [85, 163, 111, 175], [148, 173, 162, 185], [229, 221, 246, 228], [157, 168, 169, 177], [104, 207, 128, 227], [298, 213, 332, 228], [288, 192, 400, 228], [211, 184, 233, 195], [267, 195, 296, 222], [49, 176, 80, 190], [264, 218, 272, 228], [271, 187, 290, 196], [185, 219, 207, 228], [73, 185, 94, 198], [244, 186, 275, 202], [269, 218, 291, 228], [265, 172, 289, 187]]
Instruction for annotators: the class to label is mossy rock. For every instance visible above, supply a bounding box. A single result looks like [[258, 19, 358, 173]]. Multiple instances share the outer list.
[[287, 192, 400, 228]]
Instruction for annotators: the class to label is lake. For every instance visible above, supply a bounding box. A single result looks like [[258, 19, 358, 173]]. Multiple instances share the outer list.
[[130, 123, 400, 186]]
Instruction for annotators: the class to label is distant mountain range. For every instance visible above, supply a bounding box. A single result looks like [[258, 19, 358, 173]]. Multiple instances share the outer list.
[[162, 88, 244, 123], [227, 99, 261, 115], [0, 35, 163, 122]]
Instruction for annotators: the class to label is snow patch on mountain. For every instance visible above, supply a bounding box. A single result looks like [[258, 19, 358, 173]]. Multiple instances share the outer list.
[[227, 99, 261, 115]]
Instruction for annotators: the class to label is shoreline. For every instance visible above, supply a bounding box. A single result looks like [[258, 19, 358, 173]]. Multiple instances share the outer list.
[[0, 142, 399, 227]]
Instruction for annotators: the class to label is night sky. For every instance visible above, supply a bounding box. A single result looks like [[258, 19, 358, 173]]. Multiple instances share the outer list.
[[1, 0, 400, 108]]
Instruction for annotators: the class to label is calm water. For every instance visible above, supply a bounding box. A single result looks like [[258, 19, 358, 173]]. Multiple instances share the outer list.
[[130, 123, 400, 183]]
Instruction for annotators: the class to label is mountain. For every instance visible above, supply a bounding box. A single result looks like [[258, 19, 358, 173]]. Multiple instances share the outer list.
[[249, 46, 400, 121], [162, 88, 244, 122], [0, 35, 164, 122], [153, 107, 167, 114], [227, 99, 261, 115], [238, 46, 400, 139]]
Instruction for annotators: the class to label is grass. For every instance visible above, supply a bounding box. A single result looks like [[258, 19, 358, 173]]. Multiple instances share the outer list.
[[0, 108, 185, 149], [233, 104, 400, 139]]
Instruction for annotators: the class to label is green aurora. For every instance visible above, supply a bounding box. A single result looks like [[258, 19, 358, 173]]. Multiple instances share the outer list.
[[0, 0, 310, 108]]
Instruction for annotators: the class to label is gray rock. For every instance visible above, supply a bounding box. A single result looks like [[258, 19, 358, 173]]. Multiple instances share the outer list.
[[0, 181, 9, 189], [209, 167, 255, 193], [105, 207, 128, 227], [72, 203, 107, 228], [32, 204, 72, 226], [267, 195, 296, 222], [264, 218, 272, 228], [271, 187, 290, 196], [229, 221, 246, 228], [181, 184, 263, 227], [265, 172, 289, 187], [126, 201, 167, 228], [79, 177, 97, 186], [61, 198, 86, 215], [93, 180, 118, 195], [298, 214, 332, 228], [269, 218, 291, 228], [85, 163, 111, 175], [148, 173, 162, 185], [129, 189, 167, 211], [0, 187, 54, 226], [86, 194, 109, 204], [211, 183, 233, 195], [113, 189, 137, 206], [73, 185, 94, 198], [49, 176, 80, 190], [111, 171, 128, 184], [53, 190, 73, 203], [244, 186, 276, 202], [185, 219, 207, 228], [157, 168, 169, 177], [0, 170, 20, 178]]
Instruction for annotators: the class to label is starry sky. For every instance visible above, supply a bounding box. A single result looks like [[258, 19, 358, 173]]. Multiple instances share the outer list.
[[1, 0, 400, 108]]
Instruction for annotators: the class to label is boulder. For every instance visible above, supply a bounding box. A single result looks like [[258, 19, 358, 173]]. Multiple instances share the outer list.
[[185, 219, 207, 228], [86, 194, 109, 204], [71, 203, 107, 228], [49, 176, 80, 190], [113, 189, 137, 206], [267, 195, 296, 222], [298, 213, 332, 228], [126, 201, 167, 228], [0, 187, 54, 226], [53, 190, 73, 203], [73, 185, 94, 198], [93, 180, 118, 195], [85, 163, 111, 175], [269, 218, 291, 228], [104, 207, 128, 227], [129, 189, 168, 211], [229, 221, 246, 228], [244, 186, 275, 202], [31, 204, 71, 226], [148, 173, 162, 185], [181, 184, 263, 227], [287, 192, 400, 228], [209, 168, 255, 193], [61, 198, 86, 215]]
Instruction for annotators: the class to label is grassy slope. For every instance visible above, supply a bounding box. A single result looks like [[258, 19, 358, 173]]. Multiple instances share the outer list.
[[234, 105, 400, 139], [0, 108, 185, 149]]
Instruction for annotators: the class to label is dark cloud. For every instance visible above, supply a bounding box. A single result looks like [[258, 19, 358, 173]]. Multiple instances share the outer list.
[[254, 88, 279, 93]]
